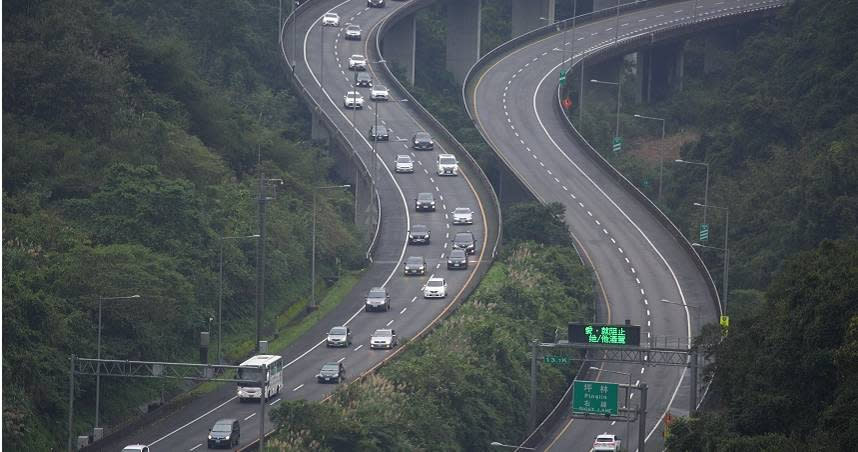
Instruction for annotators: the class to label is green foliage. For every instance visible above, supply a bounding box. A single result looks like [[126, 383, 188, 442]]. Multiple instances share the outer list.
[[3, 0, 362, 447], [272, 243, 593, 451], [504, 202, 574, 247]]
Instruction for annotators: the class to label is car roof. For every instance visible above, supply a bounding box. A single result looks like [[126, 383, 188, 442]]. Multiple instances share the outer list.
[[450, 249, 466, 256], [351, 54, 365, 58], [414, 131, 431, 137], [455, 231, 474, 238], [411, 223, 427, 230], [324, 12, 338, 16], [369, 286, 386, 292], [396, 154, 411, 160], [373, 329, 393, 335], [427, 276, 445, 282], [406, 256, 424, 262], [214, 418, 237, 425], [329, 326, 347, 332], [454, 207, 471, 212], [322, 362, 340, 368], [417, 192, 433, 198]]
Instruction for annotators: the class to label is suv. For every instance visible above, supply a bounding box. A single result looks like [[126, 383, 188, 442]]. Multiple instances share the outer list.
[[408, 224, 431, 244], [369, 125, 389, 141], [436, 153, 459, 176], [370, 329, 398, 349], [207, 419, 240, 449], [344, 24, 362, 40], [348, 54, 367, 71], [317, 362, 345, 383], [395, 154, 414, 173], [365, 287, 390, 311], [412, 131, 434, 150], [415, 192, 436, 211], [367, 0, 385, 7], [326, 326, 352, 347], [447, 248, 468, 269], [355, 71, 373, 87], [322, 12, 340, 26], [370, 85, 389, 101], [403, 256, 426, 275], [343, 91, 364, 109], [452, 231, 476, 255], [592, 433, 621, 451]]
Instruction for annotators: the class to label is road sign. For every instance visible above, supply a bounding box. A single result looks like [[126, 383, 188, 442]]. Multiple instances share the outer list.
[[568, 323, 641, 346], [699, 223, 709, 241], [559, 70, 567, 86], [720, 315, 730, 336], [562, 97, 573, 110], [543, 355, 570, 365], [572, 380, 619, 415], [612, 136, 623, 152]]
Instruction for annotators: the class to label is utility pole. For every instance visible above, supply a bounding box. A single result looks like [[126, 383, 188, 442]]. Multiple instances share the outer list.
[[258, 363, 267, 450], [638, 383, 648, 452], [67, 355, 75, 452], [255, 162, 267, 352], [529, 339, 538, 431]]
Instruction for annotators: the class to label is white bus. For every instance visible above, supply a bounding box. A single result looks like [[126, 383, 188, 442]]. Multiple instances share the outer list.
[[236, 355, 283, 401]]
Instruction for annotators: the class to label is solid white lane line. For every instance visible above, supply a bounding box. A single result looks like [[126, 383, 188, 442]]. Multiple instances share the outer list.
[[385, 320, 394, 326], [190, 444, 203, 451], [337, 357, 345, 363], [245, 413, 256, 421], [354, 345, 363, 351], [269, 398, 281, 406], [400, 307, 407, 314], [293, 384, 304, 391]]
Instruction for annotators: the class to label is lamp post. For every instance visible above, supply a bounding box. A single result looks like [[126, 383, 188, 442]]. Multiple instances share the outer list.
[[633, 114, 666, 202], [568, 0, 577, 76], [590, 366, 632, 449], [674, 159, 710, 225], [590, 78, 622, 147], [218, 234, 259, 363], [311, 184, 351, 311], [693, 202, 729, 314], [489, 442, 536, 450], [95, 294, 141, 429]]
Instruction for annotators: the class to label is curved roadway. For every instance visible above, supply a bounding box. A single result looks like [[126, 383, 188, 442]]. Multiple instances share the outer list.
[[467, 1, 782, 450], [100, 1, 497, 451]]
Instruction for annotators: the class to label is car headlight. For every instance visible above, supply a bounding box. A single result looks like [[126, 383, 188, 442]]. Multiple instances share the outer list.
[[225, 435, 230, 440], [208, 434, 213, 440]]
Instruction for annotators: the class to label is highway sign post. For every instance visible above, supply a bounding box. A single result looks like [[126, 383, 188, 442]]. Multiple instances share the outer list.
[[612, 136, 623, 152], [572, 380, 619, 415], [559, 69, 567, 86], [543, 355, 570, 365], [699, 223, 709, 241]]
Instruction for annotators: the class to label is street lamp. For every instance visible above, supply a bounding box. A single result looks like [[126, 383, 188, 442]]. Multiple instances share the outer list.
[[95, 294, 141, 429], [633, 114, 666, 202], [590, 78, 622, 147], [489, 442, 536, 450], [674, 159, 710, 225], [590, 366, 631, 449], [693, 202, 729, 315], [218, 234, 259, 363], [311, 184, 351, 310]]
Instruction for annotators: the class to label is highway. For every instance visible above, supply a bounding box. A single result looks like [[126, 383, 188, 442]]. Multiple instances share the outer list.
[[465, 0, 782, 450], [98, 1, 498, 451]]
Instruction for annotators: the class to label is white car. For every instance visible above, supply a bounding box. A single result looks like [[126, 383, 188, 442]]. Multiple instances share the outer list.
[[436, 153, 459, 176], [395, 155, 414, 173], [343, 91, 364, 109], [344, 23, 362, 40], [451, 207, 474, 225], [321, 12, 340, 26], [348, 54, 367, 71], [422, 277, 447, 298], [592, 432, 621, 452], [370, 329, 398, 349], [370, 85, 390, 101], [122, 446, 150, 452]]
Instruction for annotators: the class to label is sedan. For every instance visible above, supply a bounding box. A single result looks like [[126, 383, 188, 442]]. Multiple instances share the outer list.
[[355, 72, 373, 87], [317, 362, 345, 383], [422, 277, 447, 298], [344, 24, 362, 40], [326, 326, 352, 347], [452, 207, 474, 225], [348, 54, 367, 71], [408, 224, 431, 244], [412, 131, 434, 150], [370, 85, 390, 101], [404, 256, 426, 275], [370, 329, 398, 349], [321, 12, 340, 26], [395, 154, 414, 173], [447, 248, 468, 269], [367, 0, 385, 7], [343, 91, 364, 109], [369, 125, 389, 141]]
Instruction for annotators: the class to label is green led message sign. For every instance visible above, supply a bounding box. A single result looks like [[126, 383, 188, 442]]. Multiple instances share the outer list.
[[572, 380, 619, 415], [568, 323, 641, 346]]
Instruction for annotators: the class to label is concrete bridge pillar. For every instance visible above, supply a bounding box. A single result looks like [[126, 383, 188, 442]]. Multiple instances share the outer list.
[[382, 13, 416, 85], [445, 0, 481, 84], [511, 0, 556, 38], [310, 109, 330, 144], [639, 40, 686, 101]]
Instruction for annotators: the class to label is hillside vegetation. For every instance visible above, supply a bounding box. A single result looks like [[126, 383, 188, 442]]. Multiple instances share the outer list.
[[3, 0, 361, 448]]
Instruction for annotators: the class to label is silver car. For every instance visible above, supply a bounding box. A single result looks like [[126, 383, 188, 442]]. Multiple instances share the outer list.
[[344, 24, 362, 40], [326, 326, 352, 347], [452, 207, 474, 225], [365, 287, 390, 311], [395, 155, 414, 173], [370, 329, 398, 349]]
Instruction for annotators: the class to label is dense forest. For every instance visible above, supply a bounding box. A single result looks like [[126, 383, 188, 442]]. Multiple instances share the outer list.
[[269, 203, 594, 451], [3, 0, 363, 448]]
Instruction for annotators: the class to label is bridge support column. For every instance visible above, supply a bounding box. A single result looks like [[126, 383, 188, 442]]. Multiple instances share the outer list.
[[703, 29, 738, 74], [511, 0, 555, 38], [645, 40, 686, 101], [445, 0, 481, 85], [635, 49, 652, 104], [382, 13, 416, 85], [310, 109, 330, 144]]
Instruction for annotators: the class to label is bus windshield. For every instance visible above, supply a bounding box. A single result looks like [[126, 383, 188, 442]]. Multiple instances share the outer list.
[[237, 367, 263, 387]]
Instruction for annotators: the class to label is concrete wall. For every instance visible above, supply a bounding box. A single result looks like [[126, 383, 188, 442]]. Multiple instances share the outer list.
[[382, 13, 416, 85], [511, 0, 556, 38], [445, 0, 481, 84]]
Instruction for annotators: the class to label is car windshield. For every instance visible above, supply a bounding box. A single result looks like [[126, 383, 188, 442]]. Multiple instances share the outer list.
[[358, 73, 371, 79], [439, 156, 456, 164], [417, 193, 432, 201], [368, 289, 386, 298], [324, 13, 337, 18], [451, 250, 465, 258], [321, 364, 339, 371], [415, 132, 430, 140], [351, 54, 364, 60], [373, 330, 392, 337], [212, 423, 232, 432], [595, 437, 614, 443], [347, 91, 360, 97], [329, 327, 347, 335], [374, 85, 387, 91], [406, 257, 423, 265], [411, 224, 427, 232], [455, 233, 472, 242], [347, 25, 360, 31], [397, 156, 411, 163], [427, 279, 444, 287], [454, 208, 470, 214]]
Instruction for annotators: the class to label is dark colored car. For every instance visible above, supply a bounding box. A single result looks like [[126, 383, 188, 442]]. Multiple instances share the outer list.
[[326, 326, 352, 347], [208, 419, 240, 449], [415, 192, 436, 211], [365, 286, 391, 312], [412, 131, 434, 150], [367, 0, 385, 6], [369, 125, 389, 141], [404, 256, 426, 275], [447, 248, 469, 269], [452, 231, 476, 255], [317, 362, 345, 383], [408, 224, 431, 244], [355, 71, 373, 87]]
